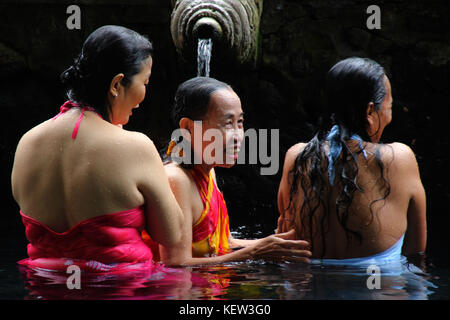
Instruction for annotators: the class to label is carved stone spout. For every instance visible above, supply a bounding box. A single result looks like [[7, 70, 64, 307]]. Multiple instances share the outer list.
[[171, 0, 263, 65]]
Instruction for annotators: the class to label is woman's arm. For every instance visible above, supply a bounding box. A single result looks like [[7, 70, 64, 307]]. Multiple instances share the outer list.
[[160, 165, 311, 267], [394, 143, 427, 255], [229, 237, 261, 248], [404, 185, 426, 255], [162, 230, 311, 266], [132, 133, 184, 248], [158, 165, 198, 266], [277, 143, 306, 234]]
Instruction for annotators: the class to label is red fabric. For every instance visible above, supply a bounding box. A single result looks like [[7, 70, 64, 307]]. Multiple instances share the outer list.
[[17, 208, 233, 299], [190, 167, 230, 255], [141, 230, 160, 261], [18, 207, 154, 272], [143, 167, 231, 259]]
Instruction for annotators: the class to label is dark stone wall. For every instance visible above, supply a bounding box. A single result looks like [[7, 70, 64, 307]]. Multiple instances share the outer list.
[[1, 0, 449, 261]]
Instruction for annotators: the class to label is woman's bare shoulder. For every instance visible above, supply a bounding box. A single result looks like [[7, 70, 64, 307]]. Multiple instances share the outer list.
[[103, 129, 159, 159], [163, 164, 200, 215], [287, 142, 308, 155], [380, 142, 418, 163], [115, 129, 154, 146], [16, 119, 53, 146], [283, 142, 308, 171], [389, 142, 416, 157], [164, 163, 193, 188], [378, 142, 420, 175]]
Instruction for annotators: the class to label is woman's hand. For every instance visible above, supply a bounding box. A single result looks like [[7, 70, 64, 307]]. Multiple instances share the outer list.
[[161, 228, 311, 266], [249, 229, 311, 263]]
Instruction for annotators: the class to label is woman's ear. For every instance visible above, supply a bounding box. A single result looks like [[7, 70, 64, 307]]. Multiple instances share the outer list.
[[366, 102, 376, 128], [366, 102, 381, 142], [179, 117, 193, 132], [109, 73, 125, 98], [179, 117, 194, 142]]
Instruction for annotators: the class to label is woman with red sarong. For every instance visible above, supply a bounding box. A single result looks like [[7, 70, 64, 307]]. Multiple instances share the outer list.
[[11, 26, 184, 275]]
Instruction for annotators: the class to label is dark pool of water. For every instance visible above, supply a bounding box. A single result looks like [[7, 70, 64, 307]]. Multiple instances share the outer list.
[[1, 229, 449, 300]]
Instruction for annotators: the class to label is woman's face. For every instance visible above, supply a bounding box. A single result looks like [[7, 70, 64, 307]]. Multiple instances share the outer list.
[[110, 57, 153, 125], [191, 88, 244, 168], [367, 75, 393, 142]]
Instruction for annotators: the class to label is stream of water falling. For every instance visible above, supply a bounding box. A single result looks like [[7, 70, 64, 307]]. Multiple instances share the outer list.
[[197, 38, 212, 77]]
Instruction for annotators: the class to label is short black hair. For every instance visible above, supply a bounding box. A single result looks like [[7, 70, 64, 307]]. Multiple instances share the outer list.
[[171, 76, 230, 126]]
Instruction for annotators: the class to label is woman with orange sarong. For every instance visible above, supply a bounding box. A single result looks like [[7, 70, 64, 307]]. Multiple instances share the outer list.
[[145, 77, 312, 266]]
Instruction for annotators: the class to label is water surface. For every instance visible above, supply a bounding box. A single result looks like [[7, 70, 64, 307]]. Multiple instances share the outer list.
[[1, 229, 448, 300]]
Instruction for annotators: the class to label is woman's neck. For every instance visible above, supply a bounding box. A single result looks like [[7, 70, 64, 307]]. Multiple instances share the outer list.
[[195, 163, 214, 176]]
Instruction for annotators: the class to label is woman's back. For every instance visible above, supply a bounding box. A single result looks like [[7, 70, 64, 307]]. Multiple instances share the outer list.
[[12, 107, 148, 233], [278, 140, 425, 259]]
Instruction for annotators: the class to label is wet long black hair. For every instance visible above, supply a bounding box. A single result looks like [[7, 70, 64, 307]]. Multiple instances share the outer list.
[[286, 57, 391, 257], [163, 76, 230, 168], [60, 25, 153, 121]]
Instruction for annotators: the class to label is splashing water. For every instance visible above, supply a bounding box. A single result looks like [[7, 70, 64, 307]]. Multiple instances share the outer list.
[[197, 38, 212, 77]]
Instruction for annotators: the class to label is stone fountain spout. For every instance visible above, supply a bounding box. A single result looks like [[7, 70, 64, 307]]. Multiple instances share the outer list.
[[171, 0, 263, 66]]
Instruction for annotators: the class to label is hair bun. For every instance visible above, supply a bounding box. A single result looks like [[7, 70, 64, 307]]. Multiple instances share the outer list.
[[60, 54, 88, 101], [61, 55, 84, 83]]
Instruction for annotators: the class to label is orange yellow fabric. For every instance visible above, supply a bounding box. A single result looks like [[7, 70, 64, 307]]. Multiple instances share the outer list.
[[190, 166, 230, 257], [141, 166, 231, 260]]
